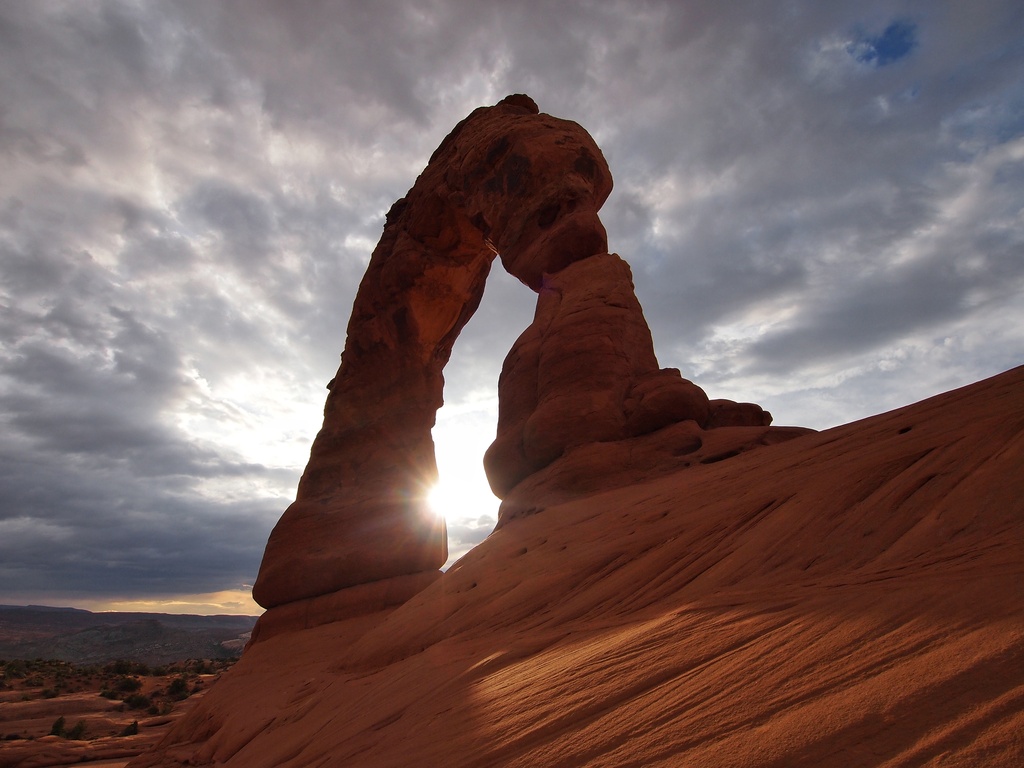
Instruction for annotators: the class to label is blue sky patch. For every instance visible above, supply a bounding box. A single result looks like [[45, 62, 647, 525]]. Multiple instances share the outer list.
[[850, 19, 918, 67]]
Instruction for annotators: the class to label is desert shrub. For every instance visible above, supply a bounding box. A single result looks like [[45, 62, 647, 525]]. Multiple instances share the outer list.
[[168, 676, 190, 700], [115, 676, 141, 693], [4, 733, 22, 741], [124, 693, 150, 709], [42, 688, 58, 698], [22, 676, 43, 687], [99, 688, 120, 699], [107, 659, 133, 675], [120, 721, 139, 737], [49, 716, 66, 737], [67, 720, 87, 740]]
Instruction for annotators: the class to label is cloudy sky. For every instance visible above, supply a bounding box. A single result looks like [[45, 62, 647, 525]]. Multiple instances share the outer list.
[[2, 1, 1022, 615]]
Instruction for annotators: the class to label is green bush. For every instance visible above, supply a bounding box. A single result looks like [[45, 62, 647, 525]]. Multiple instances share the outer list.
[[67, 720, 87, 740], [49, 716, 66, 737], [120, 721, 139, 737]]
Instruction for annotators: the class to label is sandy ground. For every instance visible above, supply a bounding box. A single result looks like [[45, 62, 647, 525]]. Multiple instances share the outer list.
[[0, 665, 226, 768]]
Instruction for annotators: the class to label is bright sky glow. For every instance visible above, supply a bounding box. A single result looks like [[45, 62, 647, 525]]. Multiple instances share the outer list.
[[430, 397, 504, 566]]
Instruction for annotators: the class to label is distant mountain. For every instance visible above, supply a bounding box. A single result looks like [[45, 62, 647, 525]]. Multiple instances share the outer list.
[[0, 605, 259, 664]]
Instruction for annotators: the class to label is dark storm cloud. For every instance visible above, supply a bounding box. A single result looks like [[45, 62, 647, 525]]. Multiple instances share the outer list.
[[1, 0, 1022, 605]]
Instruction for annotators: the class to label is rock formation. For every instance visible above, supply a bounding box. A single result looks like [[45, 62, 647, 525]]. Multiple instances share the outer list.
[[252, 93, 620, 613], [129, 96, 1024, 767], [131, 366, 1024, 768], [483, 251, 789, 523], [253, 95, 804, 625]]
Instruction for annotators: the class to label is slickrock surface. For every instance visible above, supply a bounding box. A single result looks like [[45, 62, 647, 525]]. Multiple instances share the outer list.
[[132, 366, 1024, 767]]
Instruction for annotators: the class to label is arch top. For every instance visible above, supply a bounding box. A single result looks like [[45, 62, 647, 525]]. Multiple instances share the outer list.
[[417, 92, 613, 290], [496, 93, 540, 113]]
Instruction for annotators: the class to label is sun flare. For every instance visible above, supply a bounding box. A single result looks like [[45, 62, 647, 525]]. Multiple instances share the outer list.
[[426, 477, 496, 526]]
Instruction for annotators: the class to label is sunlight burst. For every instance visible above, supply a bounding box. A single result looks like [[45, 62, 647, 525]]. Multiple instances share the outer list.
[[426, 478, 492, 525]]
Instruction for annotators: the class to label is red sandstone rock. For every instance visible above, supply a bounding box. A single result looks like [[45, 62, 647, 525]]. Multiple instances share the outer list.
[[255, 94, 803, 612], [483, 253, 713, 498], [126, 97, 1024, 768], [496, 421, 814, 524], [705, 398, 774, 427], [248, 571, 441, 646], [130, 366, 1024, 768]]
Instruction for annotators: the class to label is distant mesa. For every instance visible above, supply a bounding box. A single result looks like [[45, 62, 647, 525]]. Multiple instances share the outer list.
[[251, 95, 811, 632]]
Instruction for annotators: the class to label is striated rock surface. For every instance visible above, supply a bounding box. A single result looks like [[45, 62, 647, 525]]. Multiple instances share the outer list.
[[131, 366, 1024, 768]]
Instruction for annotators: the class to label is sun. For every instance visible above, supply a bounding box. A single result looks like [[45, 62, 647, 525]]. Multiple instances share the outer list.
[[426, 481, 458, 519], [426, 397, 505, 564], [425, 474, 498, 526]]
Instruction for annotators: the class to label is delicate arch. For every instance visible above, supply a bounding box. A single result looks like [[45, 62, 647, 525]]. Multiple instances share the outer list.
[[253, 95, 613, 608]]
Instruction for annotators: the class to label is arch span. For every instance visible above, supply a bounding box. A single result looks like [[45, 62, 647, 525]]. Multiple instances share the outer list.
[[252, 96, 788, 614], [253, 95, 615, 608]]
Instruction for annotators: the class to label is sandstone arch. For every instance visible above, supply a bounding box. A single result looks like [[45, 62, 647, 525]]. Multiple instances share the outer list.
[[253, 95, 785, 614], [253, 95, 616, 608]]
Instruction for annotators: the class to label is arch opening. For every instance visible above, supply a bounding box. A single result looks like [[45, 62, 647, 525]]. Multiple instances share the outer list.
[[427, 264, 535, 567]]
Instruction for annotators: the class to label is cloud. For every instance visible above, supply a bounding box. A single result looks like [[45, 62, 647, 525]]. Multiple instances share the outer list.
[[1, 0, 1023, 609]]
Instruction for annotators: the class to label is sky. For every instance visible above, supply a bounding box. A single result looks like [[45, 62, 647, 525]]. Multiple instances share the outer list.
[[1, 1, 1022, 616]]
